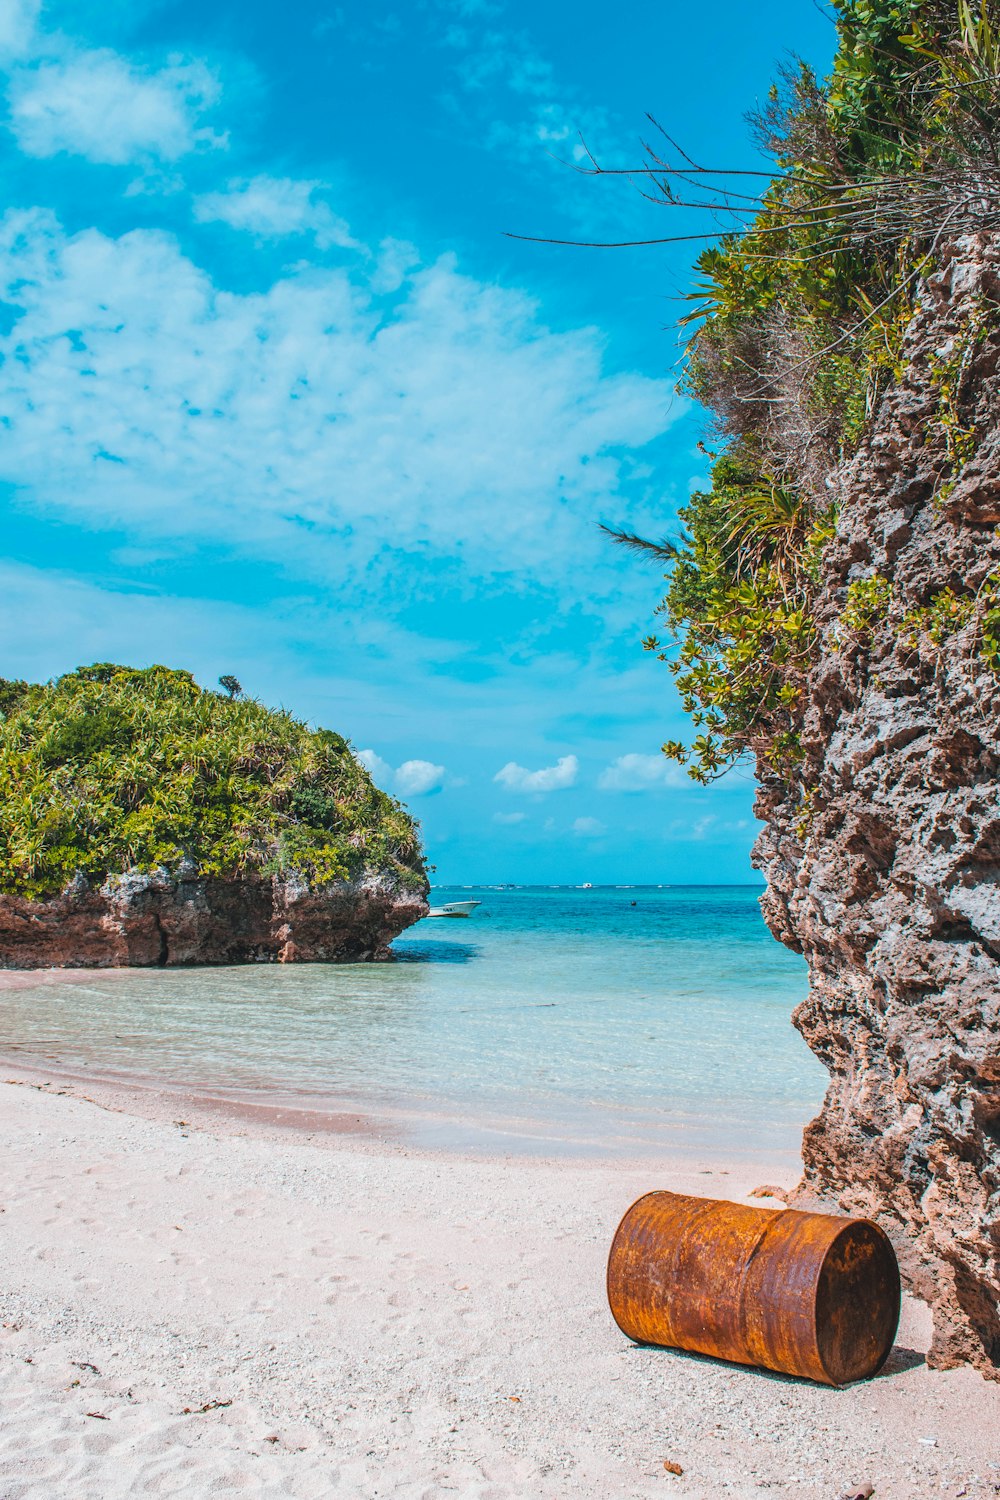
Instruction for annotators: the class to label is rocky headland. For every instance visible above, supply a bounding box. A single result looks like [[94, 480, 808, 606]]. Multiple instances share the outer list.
[[0, 665, 429, 967]]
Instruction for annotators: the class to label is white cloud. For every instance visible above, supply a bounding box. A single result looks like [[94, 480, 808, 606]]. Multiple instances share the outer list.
[[494, 754, 578, 793], [358, 750, 446, 797], [370, 237, 420, 294], [0, 210, 671, 589], [394, 759, 446, 796], [0, 0, 39, 59], [356, 748, 393, 784], [492, 810, 526, 825], [193, 176, 358, 250], [572, 816, 605, 837], [598, 752, 686, 792], [7, 50, 223, 164]]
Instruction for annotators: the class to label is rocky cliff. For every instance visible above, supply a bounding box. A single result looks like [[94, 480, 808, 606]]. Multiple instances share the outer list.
[[0, 866, 428, 967], [753, 236, 1000, 1376]]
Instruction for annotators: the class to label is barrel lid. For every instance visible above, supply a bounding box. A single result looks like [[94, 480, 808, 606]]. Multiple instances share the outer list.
[[814, 1219, 901, 1385]]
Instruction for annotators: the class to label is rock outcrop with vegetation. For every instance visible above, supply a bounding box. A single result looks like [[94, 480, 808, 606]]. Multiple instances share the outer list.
[[0, 665, 428, 965], [615, 1, 1000, 1372], [757, 235, 1000, 1376]]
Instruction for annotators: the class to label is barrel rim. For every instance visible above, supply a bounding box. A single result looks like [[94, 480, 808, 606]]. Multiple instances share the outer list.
[[813, 1216, 901, 1386]]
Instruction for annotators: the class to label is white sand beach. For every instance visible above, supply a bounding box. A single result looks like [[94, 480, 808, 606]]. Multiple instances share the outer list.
[[0, 1067, 997, 1500]]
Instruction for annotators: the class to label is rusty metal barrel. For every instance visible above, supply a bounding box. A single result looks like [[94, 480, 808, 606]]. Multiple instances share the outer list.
[[607, 1190, 900, 1385]]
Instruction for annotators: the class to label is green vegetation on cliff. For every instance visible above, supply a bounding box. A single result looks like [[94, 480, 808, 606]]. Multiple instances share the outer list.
[[617, 0, 1000, 782], [0, 665, 426, 900]]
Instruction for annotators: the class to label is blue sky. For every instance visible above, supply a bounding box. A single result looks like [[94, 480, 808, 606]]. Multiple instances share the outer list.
[[0, 0, 835, 885]]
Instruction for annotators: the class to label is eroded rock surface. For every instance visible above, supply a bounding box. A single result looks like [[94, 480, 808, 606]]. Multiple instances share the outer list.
[[0, 867, 428, 967], [753, 236, 1000, 1375]]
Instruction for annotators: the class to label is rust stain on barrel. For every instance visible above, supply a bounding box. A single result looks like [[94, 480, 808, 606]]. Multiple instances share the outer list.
[[606, 1190, 900, 1385]]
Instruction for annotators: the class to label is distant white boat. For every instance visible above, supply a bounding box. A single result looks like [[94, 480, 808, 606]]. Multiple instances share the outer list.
[[428, 900, 482, 918]]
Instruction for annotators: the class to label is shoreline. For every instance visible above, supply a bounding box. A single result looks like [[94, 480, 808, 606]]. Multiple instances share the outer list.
[[0, 952, 817, 1170], [0, 1046, 810, 1169], [1, 1067, 997, 1497], [0, 925, 820, 1168]]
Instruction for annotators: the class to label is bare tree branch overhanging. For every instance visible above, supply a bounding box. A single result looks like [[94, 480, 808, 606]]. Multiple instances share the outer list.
[[543, 1, 1000, 787]]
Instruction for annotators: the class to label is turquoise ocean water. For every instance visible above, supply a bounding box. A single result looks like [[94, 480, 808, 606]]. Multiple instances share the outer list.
[[0, 886, 826, 1159]]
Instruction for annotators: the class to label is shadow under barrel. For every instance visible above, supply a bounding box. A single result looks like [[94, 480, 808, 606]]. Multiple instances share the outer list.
[[607, 1190, 900, 1386]]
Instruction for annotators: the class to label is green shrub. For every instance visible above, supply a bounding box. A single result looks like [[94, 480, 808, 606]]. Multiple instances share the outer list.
[[901, 587, 977, 648], [0, 664, 427, 900], [841, 575, 893, 635]]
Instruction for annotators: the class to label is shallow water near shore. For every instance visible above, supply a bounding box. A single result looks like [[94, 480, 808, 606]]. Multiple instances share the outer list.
[[0, 885, 826, 1159]]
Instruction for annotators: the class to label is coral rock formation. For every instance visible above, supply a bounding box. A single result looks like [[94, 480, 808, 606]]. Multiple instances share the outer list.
[[754, 237, 1000, 1376], [0, 868, 428, 968]]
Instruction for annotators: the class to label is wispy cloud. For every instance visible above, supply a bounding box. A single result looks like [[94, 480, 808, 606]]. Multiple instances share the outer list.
[[0, 559, 280, 687], [494, 754, 578, 792], [194, 176, 358, 250], [493, 810, 527, 824], [666, 814, 751, 842], [7, 50, 225, 164], [0, 209, 671, 594], [0, 0, 40, 60], [433, 0, 639, 228], [598, 752, 686, 792], [572, 815, 605, 836]]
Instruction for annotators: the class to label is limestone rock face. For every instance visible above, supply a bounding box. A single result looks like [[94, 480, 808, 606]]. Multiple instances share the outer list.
[[0, 867, 428, 967], [753, 236, 1000, 1376]]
